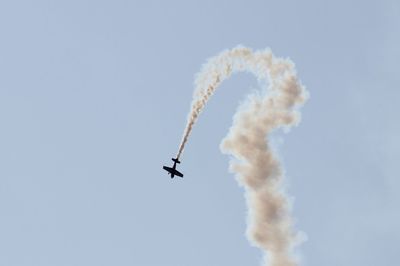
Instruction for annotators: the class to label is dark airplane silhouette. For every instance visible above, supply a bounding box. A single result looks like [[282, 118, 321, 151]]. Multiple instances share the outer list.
[[163, 158, 184, 178]]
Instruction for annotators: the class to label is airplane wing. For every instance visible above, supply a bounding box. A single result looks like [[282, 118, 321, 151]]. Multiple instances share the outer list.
[[174, 170, 183, 177], [163, 166, 173, 172], [163, 166, 184, 178]]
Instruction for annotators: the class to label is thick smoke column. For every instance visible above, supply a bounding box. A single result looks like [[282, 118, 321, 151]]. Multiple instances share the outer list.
[[177, 46, 308, 266]]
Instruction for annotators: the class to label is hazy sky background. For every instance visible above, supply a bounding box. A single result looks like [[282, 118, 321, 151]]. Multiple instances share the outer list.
[[0, 1, 399, 266]]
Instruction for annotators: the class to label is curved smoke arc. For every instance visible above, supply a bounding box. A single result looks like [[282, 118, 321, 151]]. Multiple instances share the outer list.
[[176, 46, 308, 266]]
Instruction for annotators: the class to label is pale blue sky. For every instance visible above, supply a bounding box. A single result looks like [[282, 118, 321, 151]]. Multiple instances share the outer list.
[[0, 1, 399, 266]]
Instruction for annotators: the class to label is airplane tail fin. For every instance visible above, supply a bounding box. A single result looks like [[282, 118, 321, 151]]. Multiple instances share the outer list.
[[172, 158, 181, 164]]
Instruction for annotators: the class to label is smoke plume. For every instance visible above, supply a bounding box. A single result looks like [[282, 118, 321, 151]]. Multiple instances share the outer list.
[[176, 46, 308, 266]]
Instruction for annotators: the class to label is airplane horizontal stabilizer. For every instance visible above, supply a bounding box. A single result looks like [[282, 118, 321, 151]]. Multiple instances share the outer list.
[[172, 158, 181, 164]]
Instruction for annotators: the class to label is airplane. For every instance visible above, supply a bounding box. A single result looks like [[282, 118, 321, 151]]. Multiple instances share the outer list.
[[163, 158, 184, 178]]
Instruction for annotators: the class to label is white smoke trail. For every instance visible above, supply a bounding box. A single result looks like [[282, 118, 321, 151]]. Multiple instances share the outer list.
[[177, 46, 308, 266]]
